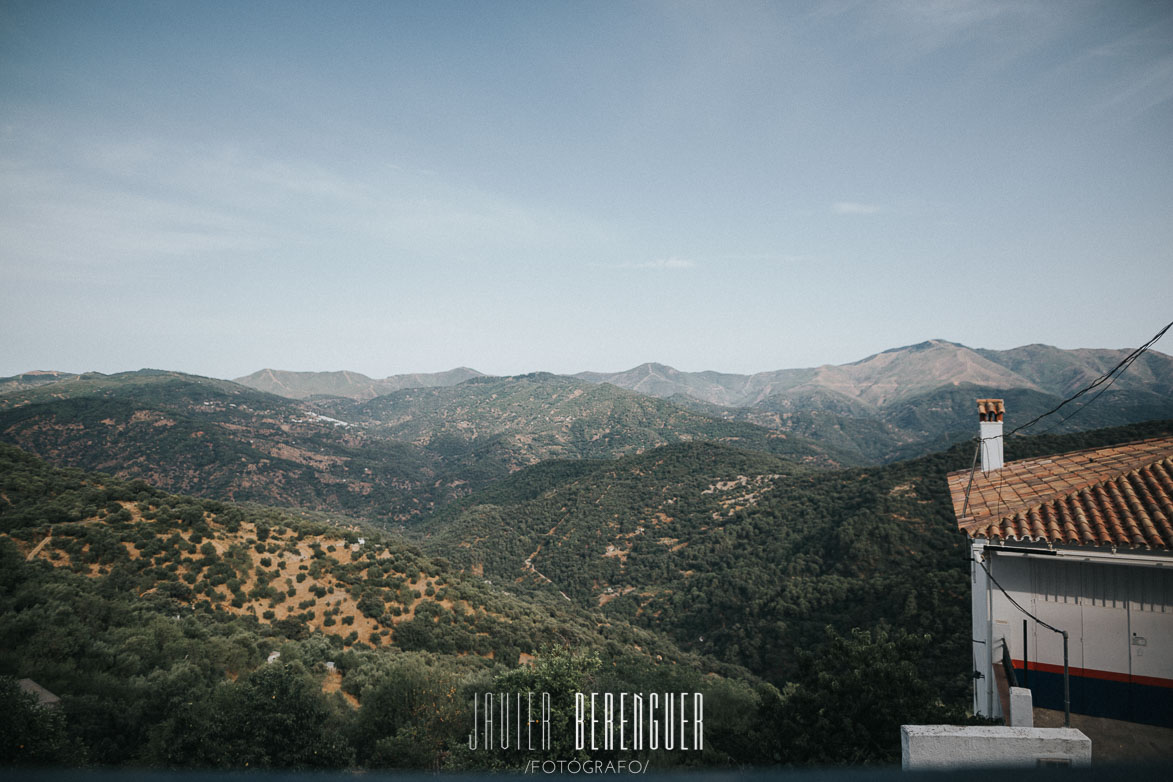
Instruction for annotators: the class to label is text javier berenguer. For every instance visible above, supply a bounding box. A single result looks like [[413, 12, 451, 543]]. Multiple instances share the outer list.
[[468, 691, 703, 753], [577, 692, 702, 751]]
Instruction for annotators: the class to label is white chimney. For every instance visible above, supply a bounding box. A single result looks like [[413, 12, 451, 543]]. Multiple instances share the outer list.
[[977, 398, 1004, 472]]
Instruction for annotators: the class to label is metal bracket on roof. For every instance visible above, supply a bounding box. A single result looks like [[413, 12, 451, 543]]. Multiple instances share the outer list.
[[993, 545, 1057, 557]]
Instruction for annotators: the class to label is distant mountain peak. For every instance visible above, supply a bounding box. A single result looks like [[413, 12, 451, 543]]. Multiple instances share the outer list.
[[870, 338, 967, 358], [234, 366, 485, 400], [578, 340, 1173, 413]]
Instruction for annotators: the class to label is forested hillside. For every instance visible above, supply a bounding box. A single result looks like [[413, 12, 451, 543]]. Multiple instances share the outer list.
[[416, 419, 1173, 698], [0, 370, 455, 520], [578, 342, 1173, 462], [0, 442, 773, 769], [0, 370, 843, 527], [4, 362, 1171, 769], [5, 399, 1171, 768], [339, 372, 842, 467]]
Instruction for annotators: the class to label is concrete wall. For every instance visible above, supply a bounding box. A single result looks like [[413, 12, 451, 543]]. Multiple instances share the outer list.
[[1008, 687, 1033, 727], [901, 725, 1091, 769]]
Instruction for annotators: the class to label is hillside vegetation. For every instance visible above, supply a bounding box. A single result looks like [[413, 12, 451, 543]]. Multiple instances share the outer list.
[[346, 372, 841, 467], [0, 441, 773, 769], [578, 342, 1173, 461], [416, 419, 1173, 695], [4, 347, 1172, 770], [235, 367, 484, 401], [0, 370, 843, 528], [0, 370, 454, 521]]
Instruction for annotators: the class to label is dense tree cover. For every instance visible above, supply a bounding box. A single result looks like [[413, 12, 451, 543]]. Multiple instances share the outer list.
[[416, 438, 974, 686], [353, 372, 846, 466], [4, 366, 1170, 770], [666, 382, 1173, 465], [417, 419, 1173, 731], [0, 442, 769, 770], [0, 370, 847, 528], [0, 540, 770, 770], [0, 677, 83, 767], [0, 374, 452, 522], [147, 661, 355, 769], [769, 627, 972, 765]]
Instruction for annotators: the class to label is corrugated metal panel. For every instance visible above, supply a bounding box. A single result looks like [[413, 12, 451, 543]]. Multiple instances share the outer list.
[[1030, 559, 1172, 611], [1083, 562, 1128, 609], [1131, 566, 1173, 613], [1032, 558, 1081, 605]]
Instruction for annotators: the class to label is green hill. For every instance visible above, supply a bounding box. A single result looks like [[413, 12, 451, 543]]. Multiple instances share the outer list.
[[0, 441, 770, 769], [352, 372, 846, 469], [415, 419, 1173, 695], [0, 370, 80, 395], [234, 367, 485, 401], [0, 370, 456, 522], [0, 371, 845, 529]]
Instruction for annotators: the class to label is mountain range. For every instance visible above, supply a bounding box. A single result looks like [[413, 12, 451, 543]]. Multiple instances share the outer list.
[[577, 340, 1173, 407], [228, 340, 1173, 409], [3, 337, 1172, 768], [234, 367, 484, 401], [0, 369, 839, 525], [6, 341, 1171, 491], [226, 340, 1173, 463]]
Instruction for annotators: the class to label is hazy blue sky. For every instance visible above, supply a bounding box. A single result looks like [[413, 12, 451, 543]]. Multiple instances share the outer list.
[[2, 0, 1171, 378]]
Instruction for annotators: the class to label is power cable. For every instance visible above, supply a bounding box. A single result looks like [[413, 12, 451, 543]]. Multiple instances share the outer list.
[[1004, 319, 1172, 440], [973, 556, 1063, 636], [957, 318, 1172, 520], [973, 553, 1073, 726], [959, 440, 981, 520]]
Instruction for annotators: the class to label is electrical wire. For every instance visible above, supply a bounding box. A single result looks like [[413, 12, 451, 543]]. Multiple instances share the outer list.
[[956, 318, 1172, 520], [1004, 319, 1172, 440], [950, 320, 1170, 727], [959, 440, 981, 520], [973, 555, 1064, 636]]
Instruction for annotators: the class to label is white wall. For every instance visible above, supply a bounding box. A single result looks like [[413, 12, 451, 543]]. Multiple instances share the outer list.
[[901, 725, 1091, 769], [973, 545, 1173, 720], [971, 542, 995, 718]]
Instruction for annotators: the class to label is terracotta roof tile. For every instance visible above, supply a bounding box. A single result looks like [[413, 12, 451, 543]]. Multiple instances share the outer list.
[[947, 436, 1173, 550]]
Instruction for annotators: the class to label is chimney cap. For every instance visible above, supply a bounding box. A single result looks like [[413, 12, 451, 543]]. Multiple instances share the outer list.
[[977, 398, 1004, 422]]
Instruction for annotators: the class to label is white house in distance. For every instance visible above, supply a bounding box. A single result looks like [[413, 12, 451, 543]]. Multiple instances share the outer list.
[[947, 400, 1173, 728]]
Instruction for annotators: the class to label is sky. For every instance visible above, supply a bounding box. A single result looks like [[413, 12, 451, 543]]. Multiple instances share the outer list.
[[2, 0, 1172, 379]]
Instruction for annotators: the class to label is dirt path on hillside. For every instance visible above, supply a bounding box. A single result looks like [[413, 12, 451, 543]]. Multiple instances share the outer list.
[[26, 535, 51, 561]]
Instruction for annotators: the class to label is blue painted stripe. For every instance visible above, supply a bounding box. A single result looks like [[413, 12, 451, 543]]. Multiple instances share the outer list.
[[1017, 666, 1173, 728]]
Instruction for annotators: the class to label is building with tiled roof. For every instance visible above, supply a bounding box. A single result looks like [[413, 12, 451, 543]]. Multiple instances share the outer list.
[[947, 404, 1173, 728], [949, 436, 1173, 549]]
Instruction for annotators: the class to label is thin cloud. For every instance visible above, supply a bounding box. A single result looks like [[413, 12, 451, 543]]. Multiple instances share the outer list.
[[877, 0, 1054, 57], [832, 201, 882, 215], [638, 257, 696, 269], [1098, 53, 1173, 119], [0, 129, 615, 274], [590, 257, 698, 271]]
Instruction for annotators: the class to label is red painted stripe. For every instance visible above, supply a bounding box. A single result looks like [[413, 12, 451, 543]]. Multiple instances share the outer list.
[[1011, 659, 1173, 689], [1132, 673, 1173, 689]]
